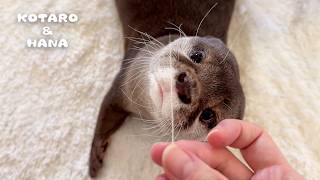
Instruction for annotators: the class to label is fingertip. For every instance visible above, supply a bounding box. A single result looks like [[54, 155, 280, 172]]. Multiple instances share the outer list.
[[208, 119, 244, 147], [151, 142, 169, 166], [218, 119, 243, 130], [162, 144, 229, 180], [155, 174, 168, 180], [207, 125, 226, 147]]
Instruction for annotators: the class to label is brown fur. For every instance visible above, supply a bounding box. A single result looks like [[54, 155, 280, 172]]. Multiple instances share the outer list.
[[89, 0, 243, 177]]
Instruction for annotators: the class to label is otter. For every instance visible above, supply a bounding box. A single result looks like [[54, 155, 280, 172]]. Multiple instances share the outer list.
[[89, 0, 245, 177]]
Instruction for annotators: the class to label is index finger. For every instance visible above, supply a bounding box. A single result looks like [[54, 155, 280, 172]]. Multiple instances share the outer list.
[[151, 140, 253, 180], [207, 119, 289, 172]]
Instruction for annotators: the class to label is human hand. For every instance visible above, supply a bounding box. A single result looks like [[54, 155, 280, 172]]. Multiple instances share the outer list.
[[150, 119, 304, 180]]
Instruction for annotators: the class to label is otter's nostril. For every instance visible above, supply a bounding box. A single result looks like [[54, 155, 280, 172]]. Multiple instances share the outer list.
[[176, 72, 191, 104], [177, 72, 187, 83]]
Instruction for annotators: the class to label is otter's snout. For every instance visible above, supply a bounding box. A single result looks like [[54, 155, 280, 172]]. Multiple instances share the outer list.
[[176, 72, 192, 104]]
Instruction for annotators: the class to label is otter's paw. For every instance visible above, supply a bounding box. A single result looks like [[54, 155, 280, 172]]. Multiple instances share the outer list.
[[89, 136, 109, 177]]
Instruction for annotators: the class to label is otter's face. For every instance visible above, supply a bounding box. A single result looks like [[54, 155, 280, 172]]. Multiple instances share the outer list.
[[148, 36, 245, 139]]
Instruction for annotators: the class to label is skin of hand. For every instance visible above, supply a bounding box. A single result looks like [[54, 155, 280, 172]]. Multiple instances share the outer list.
[[150, 119, 304, 180]]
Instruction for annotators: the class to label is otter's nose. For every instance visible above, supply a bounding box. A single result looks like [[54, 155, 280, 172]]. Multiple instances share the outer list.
[[176, 72, 191, 104]]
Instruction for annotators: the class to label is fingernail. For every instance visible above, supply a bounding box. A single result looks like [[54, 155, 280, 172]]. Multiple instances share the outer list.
[[162, 144, 196, 179]]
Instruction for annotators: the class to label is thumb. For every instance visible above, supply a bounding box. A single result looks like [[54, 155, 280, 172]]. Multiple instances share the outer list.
[[162, 144, 227, 180]]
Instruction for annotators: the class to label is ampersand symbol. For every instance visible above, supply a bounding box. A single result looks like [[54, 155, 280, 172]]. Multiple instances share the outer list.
[[42, 26, 53, 36]]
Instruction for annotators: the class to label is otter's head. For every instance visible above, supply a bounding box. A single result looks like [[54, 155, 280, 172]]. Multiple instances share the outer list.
[[141, 36, 245, 139]]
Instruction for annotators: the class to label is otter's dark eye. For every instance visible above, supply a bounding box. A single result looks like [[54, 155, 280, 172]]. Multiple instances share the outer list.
[[200, 108, 217, 128], [190, 51, 204, 63], [200, 108, 215, 121]]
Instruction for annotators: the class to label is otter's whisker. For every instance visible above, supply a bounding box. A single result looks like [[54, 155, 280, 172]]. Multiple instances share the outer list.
[[124, 61, 151, 68], [220, 13, 248, 65], [168, 22, 187, 37], [120, 69, 147, 86], [130, 47, 155, 56], [120, 88, 153, 109], [139, 34, 155, 55], [131, 42, 155, 51], [128, 25, 165, 47], [119, 64, 149, 72], [122, 56, 151, 62], [130, 74, 145, 102], [195, 124, 202, 139], [125, 36, 162, 50], [174, 121, 183, 139], [165, 23, 187, 37], [121, 59, 150, 69], [223, 102, 232, 111], [125, 85, 157, 109], [119, 70, 144, 84], [157, 118, 172, 136], [195, 2, 218, 36]]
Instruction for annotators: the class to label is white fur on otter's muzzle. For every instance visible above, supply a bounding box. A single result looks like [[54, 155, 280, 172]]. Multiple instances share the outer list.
[[149, 67, 179, 114]]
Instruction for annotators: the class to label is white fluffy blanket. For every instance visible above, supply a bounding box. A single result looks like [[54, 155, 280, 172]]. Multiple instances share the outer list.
[[0, 0, 319, 179]]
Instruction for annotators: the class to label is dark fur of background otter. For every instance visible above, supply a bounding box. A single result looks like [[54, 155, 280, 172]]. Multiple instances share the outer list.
[[89, 0, 245, 177]]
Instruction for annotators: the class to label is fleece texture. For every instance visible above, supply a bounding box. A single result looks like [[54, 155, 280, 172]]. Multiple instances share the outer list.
[[0, 0, 319, 179]]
